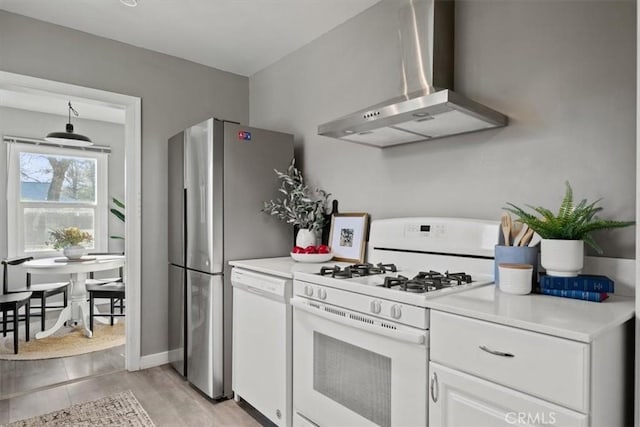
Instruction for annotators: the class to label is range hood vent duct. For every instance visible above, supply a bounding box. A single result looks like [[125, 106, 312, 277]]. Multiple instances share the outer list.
[[318, 0, 508, 148]]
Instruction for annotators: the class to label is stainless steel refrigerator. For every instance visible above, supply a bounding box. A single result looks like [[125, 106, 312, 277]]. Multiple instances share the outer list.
[[168, 118, 293, 399]]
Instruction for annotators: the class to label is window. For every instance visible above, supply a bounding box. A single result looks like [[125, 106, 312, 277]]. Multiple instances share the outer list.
[[7, 141, 109, 256]]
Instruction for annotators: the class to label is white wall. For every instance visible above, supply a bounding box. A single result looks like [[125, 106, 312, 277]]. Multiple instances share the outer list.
[[0, 106, 125, 257], [250, 0, 636, 259], [0, 10, 249, 356]]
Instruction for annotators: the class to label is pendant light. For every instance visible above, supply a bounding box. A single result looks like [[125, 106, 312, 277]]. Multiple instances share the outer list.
[[45, 101, 93, 146]]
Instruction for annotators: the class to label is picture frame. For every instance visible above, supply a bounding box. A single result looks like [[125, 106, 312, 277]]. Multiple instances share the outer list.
[[328, 213, 369, 263]]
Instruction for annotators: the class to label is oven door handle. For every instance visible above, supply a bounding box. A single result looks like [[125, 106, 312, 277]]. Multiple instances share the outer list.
[[291, 297, 427, 346]]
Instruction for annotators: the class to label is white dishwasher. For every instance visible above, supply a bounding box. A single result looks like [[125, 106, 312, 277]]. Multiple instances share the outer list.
[[231, 267, 292, 427]]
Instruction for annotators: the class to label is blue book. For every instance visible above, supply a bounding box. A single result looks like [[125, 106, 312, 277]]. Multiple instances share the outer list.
[[534, 287, 609, 302], [539, 274, 614, 293]]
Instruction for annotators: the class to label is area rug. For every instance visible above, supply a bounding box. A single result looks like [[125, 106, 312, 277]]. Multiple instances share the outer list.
[[4, 390, 155, 426], [0, 322, 125, 360]]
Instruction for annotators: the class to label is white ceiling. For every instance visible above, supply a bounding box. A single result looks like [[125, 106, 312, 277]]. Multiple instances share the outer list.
[[0, 0, 381, 76], [0, 88, 126, 124]]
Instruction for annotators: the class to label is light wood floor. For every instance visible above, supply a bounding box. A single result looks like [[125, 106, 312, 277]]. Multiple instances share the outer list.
[[0, 364, 272, 426], [0, 304, 126, 399], [0, 306, 272, 426], [0, 344, 125, 399]]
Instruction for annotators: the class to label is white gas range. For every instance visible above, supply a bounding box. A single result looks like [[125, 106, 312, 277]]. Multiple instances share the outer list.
[[291, 217, 499, 427]]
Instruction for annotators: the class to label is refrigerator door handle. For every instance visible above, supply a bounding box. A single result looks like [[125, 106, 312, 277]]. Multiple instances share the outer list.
[[183, 187, 188, 266]]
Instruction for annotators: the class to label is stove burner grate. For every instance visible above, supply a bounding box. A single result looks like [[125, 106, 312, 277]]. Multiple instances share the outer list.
[[318, 263, 397, 279], [381, 270, 473, 293]]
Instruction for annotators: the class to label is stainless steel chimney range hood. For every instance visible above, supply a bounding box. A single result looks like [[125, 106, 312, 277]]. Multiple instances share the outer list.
[[318, 0, 508, 148]]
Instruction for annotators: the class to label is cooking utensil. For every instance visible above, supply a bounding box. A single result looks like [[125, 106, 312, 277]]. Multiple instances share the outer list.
[[510, 223, 521, 244], [512, 223, 529, 247], [500, 212, 512, 246], [527, 232, 542, 247], [519, 228, 535, 246]]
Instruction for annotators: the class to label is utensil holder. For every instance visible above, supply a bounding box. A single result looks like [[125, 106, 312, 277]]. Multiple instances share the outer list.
[[494, 245, 539, 285]]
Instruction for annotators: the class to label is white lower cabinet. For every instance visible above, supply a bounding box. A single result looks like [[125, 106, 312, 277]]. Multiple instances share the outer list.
[[428, 362, 587, 427], [429, 310, 631, 427]]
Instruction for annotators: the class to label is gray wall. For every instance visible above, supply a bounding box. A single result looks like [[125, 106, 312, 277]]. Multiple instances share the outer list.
[[0, 11, 249, 356], [250, 0, 636, 259], [0, 106, 126, 257]]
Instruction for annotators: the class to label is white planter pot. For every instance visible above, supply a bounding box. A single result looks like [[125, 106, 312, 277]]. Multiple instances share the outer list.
[[296, 229, 318, 248], [63, 245, 86, 260], [540, 239, 584, 277]]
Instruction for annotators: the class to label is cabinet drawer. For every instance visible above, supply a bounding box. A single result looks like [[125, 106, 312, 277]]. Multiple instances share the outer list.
[[430, 311, 589, 412]]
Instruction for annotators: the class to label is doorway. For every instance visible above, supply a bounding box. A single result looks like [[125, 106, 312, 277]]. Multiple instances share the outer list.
[[0, 71, 142, 390]]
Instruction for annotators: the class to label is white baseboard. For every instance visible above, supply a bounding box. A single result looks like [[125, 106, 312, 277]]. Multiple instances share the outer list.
[[138, 351, 169, 370]]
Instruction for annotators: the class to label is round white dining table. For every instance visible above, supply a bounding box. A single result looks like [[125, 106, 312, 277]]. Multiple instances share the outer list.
[[24, 255, 125, 339]]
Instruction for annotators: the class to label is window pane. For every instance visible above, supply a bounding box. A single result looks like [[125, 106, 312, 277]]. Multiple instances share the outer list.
[[23, 207, 95, 252], [20, 152, 96, 203]]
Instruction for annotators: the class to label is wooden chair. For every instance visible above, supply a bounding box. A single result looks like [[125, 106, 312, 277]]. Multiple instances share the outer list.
[[0, 292, 31, 354], [88, 282, 125, 332], [1, 257, 69, 332]]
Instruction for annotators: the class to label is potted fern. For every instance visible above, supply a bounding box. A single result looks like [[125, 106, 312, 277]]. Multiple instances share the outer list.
[[504, 181, 634, 277], [262, 158, 329, 248]]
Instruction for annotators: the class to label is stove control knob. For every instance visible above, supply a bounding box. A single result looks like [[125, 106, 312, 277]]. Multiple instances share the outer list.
[[318, 288, 327, 300], [304, 285, 314, 297], [390, 304, 402, 319], [370, 300, 382, 314]]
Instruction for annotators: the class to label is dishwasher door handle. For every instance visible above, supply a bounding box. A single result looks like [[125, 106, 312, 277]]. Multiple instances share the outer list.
[[232, 281, 285, 303], [291, 297, 426, 346], [243, 285, 267, 297]]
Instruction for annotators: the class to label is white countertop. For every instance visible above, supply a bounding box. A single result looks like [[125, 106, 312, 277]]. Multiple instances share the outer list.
[[426, 284, 635, 343], [229, 257, 635, 343], [228, 256, 346, 279]]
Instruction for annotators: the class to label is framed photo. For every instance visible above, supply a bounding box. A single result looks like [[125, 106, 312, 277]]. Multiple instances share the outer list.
[[329, 213, 369, 263]]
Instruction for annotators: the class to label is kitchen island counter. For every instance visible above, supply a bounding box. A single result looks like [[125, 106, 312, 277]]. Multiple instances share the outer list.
[[427, 284, 634, 343]]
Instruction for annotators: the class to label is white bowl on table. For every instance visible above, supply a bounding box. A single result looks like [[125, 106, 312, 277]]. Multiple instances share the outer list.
[[290, 252, 333, 263]]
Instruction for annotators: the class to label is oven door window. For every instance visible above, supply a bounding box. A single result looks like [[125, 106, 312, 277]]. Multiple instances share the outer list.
[[293, 301, 427, 427], [314, 332, 391, 427]]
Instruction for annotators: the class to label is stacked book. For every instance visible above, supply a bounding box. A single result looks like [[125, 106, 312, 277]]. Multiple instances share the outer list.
[[535, 274, 614, 302]]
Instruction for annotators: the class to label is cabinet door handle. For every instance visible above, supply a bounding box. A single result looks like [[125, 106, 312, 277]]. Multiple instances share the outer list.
[[479, 345, 515, 358], [430, 372, 439, 402]]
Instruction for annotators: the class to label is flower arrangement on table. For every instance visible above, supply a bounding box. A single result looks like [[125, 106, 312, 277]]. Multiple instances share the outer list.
[[48, 227, 93, 250]]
